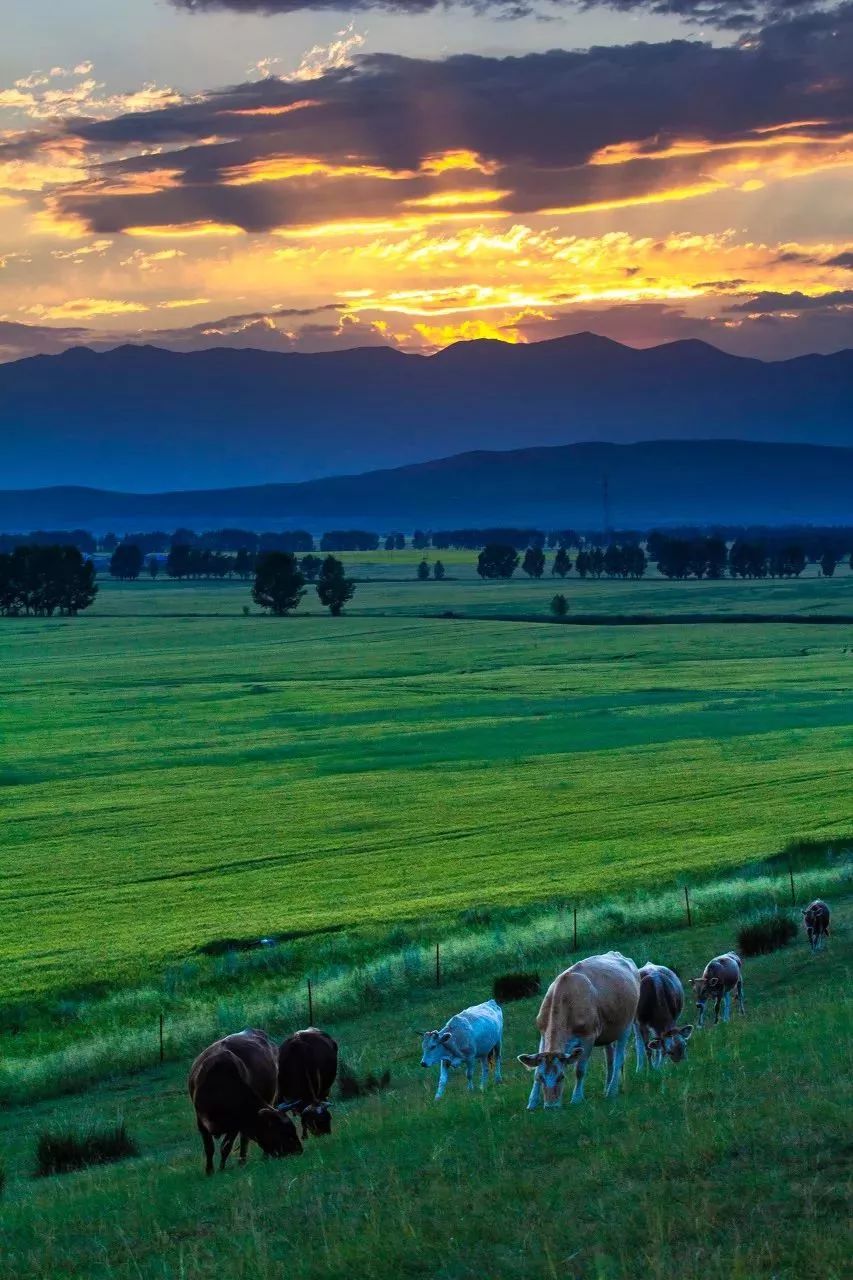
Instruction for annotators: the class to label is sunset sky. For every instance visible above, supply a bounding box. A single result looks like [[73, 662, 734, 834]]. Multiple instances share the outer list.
[[1, 0, 851, 362]]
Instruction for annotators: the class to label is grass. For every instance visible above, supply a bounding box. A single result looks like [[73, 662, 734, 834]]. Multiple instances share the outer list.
[[737, 907, 800, 956], [34, 1122, 138, 1178], [0, 906, 848, 1278]]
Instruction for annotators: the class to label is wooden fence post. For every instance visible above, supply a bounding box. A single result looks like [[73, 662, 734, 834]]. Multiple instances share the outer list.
[[788, 863, 796, 906], [573, 906, 578, 951], [307, 978, 314, 1025], [435, 942, 441, 988], [159, 1012, 165, 1064], [684, 886, 692, 927]]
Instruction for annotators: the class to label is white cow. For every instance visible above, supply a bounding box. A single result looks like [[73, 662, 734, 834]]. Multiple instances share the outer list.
[[420, 998, 503, 1100]]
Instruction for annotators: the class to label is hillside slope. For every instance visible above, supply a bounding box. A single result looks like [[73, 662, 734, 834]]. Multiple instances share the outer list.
[[0, 334, 850, 490]]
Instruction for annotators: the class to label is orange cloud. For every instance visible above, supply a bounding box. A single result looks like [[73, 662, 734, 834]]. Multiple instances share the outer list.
[[26, 297, 149, 319], [122, 221, 245, 238]]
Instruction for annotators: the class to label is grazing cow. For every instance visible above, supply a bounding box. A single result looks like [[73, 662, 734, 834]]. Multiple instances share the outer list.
[[188, 1028, 303, 1174], [517, 951, 640, 1108], [690, 953, 745, 1027], [634, 963, 692, 1069], [802, 900, 831, 952], [277, 1027, 338, 1138], [420, 998, 503, 1100]]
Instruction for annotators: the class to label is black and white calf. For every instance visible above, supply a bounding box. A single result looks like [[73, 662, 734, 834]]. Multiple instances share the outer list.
[[634, 963, 693, 1069], [802, 900, 830, 953]]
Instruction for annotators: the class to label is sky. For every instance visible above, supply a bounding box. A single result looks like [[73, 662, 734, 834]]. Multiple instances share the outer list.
[[0, 0, 851, 363]]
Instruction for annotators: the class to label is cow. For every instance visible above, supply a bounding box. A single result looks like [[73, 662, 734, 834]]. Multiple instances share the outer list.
[[634, 963, 692, 1069], [420, 998, 503, 1100], [802, 900, 831, 952], [517, 951, 640, 1108], [277, 1027, 338, 1138], [188, 1028, 303, 1174], [689, 952, 745, 1027]]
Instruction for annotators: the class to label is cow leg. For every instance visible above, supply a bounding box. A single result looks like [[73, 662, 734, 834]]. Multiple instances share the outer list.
[[722, 992, 732, 1023], [605, 1027, 631, 1098], [570, 1046, 592, 1104], [219, 1131, 238, 1171], [713, 996, 722, 1025], [198, 1122, 215, 1176], [238, 1132, 250, 1165], [634, 1023, 649, 1072], [494, 1042, 503, 1084], [435, 1061, 450, 1100], [480, 1056, 489, 1089], [696, 1001, 706, 1029], [465, 1058, 476, 1091]]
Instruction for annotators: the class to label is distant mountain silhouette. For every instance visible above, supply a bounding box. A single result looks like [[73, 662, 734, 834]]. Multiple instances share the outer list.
[[0, 334, 850, 491], [2, 440, 851, 530]]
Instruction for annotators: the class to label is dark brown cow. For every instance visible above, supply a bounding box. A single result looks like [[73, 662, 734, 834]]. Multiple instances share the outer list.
[[689, 952, 745, 1027], [802, 900, 831, 952], [188, 1028, 303, 1174], [634, 963, 692, 1068], [277, 1027, 339, 1138]]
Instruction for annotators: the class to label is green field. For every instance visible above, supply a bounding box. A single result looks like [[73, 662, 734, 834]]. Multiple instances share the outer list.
[[0, 907, 849, 1279]]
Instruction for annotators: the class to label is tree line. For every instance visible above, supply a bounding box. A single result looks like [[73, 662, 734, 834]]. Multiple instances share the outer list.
[[252, 553, 356, 615], [475, 543, 648, 579], [0, 545, 97, 616]]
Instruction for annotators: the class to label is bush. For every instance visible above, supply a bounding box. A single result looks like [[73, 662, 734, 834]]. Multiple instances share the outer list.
[[35, 1121, 138, 1177], [493, 972, 541, 1002], [737, 909, 799, 957], [337, 1062, 391, 1100]]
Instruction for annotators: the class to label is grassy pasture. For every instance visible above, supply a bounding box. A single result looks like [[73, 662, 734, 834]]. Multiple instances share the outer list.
[[0, 908, 849, 1279], [1, 575, 851, 1007]]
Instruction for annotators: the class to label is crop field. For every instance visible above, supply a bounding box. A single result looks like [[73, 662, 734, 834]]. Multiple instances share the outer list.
[[1, 572, 851, 1010], [0, 907, 849, 1279]]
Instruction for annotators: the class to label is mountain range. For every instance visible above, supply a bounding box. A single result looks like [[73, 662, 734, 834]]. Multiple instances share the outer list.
[[0, 333, 850, 492], [3, 440, 851, 531]]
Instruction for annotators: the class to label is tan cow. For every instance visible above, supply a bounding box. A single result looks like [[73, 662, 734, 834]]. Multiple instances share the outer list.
[[517, 951, 640, 1108], [689, 953, 745, 1027]]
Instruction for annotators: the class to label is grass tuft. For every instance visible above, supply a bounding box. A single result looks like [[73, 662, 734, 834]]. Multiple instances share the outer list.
[[493, 971, 541, 1002], [737, 908, 799, 957], [35, 1122, 138, 1178]]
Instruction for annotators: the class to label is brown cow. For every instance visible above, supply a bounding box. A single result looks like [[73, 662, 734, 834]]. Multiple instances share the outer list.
[[277, 1027, 339, 1138], [689, 953, 744, 1027], [188, 1028, 303, 1174], [517, 951, 640, 1107], [635, 963, 692, 1068], [802, 900, 830, 952]]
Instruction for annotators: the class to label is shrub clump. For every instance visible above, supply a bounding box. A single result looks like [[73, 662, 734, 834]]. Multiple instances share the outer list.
[[337, 1062, 391, 1101], [737, 909, 799, 957], [493, 972, 541, 1003], [35, 1122, 138, 1177]]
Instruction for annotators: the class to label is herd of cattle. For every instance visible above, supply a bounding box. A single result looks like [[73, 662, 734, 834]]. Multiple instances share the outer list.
[[188, 898, 831, 1172]]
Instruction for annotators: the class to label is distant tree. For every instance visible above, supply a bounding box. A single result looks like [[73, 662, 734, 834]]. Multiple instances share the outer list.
[[384, 535, 395, 552], [588, 547, 605, 579], [820, 550, 837, 578], [729, 539, 768, 579], [0, 545, 97, 616], [433, 560, 446, 581], [412, 529, 430, 550], [477, 544, 520, 580], [171, 527, 197, 547], [166, 544, 194, 579], [550, 593, 569, 618], [522, 546, 546, 578], [706, 537, 728, 580], [624, 545, 648, 579], [300, 554, 322, 581], [417, 559, 431, 581], [234, 548, 255, 579], [394, 533, 405, 550], [147, 556, 160, 579], [109, 543, 143, 580], [552, 547, 572, 577], [575, 550, 591, 579], [252, 551, 306, 615], [656, 537, 692, 579], [320, 530, 379, 552], [316, 554, 356, 616], [603, 543, 625, 578], [258, 531, 314, 553]]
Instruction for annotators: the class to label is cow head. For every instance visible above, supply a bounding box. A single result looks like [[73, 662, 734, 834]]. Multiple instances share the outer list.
[[253, 1106, 303, 1158], [689, 975, 721, 1014], [300, 1102, 332, 1138], [517, 1048, 583, 1107], [647, 1024, 693, 1063], [420, 1030, 459, 1068]]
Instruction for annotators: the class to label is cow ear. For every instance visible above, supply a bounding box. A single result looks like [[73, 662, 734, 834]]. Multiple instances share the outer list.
[[647, 1038, 663, 1051], [517, 1054, 542, 1070], [558, 1047, 583, 1064], [439, 1031, 453, 1044], [678, 1025, 694, 1041]]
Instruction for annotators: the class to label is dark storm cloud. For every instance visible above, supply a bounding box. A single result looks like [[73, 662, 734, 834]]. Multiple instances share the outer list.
[[7, 4, 851, 235], [726, 289, 853, 311], [169, 0, 840, 31], [825, 252, 853, 269]]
